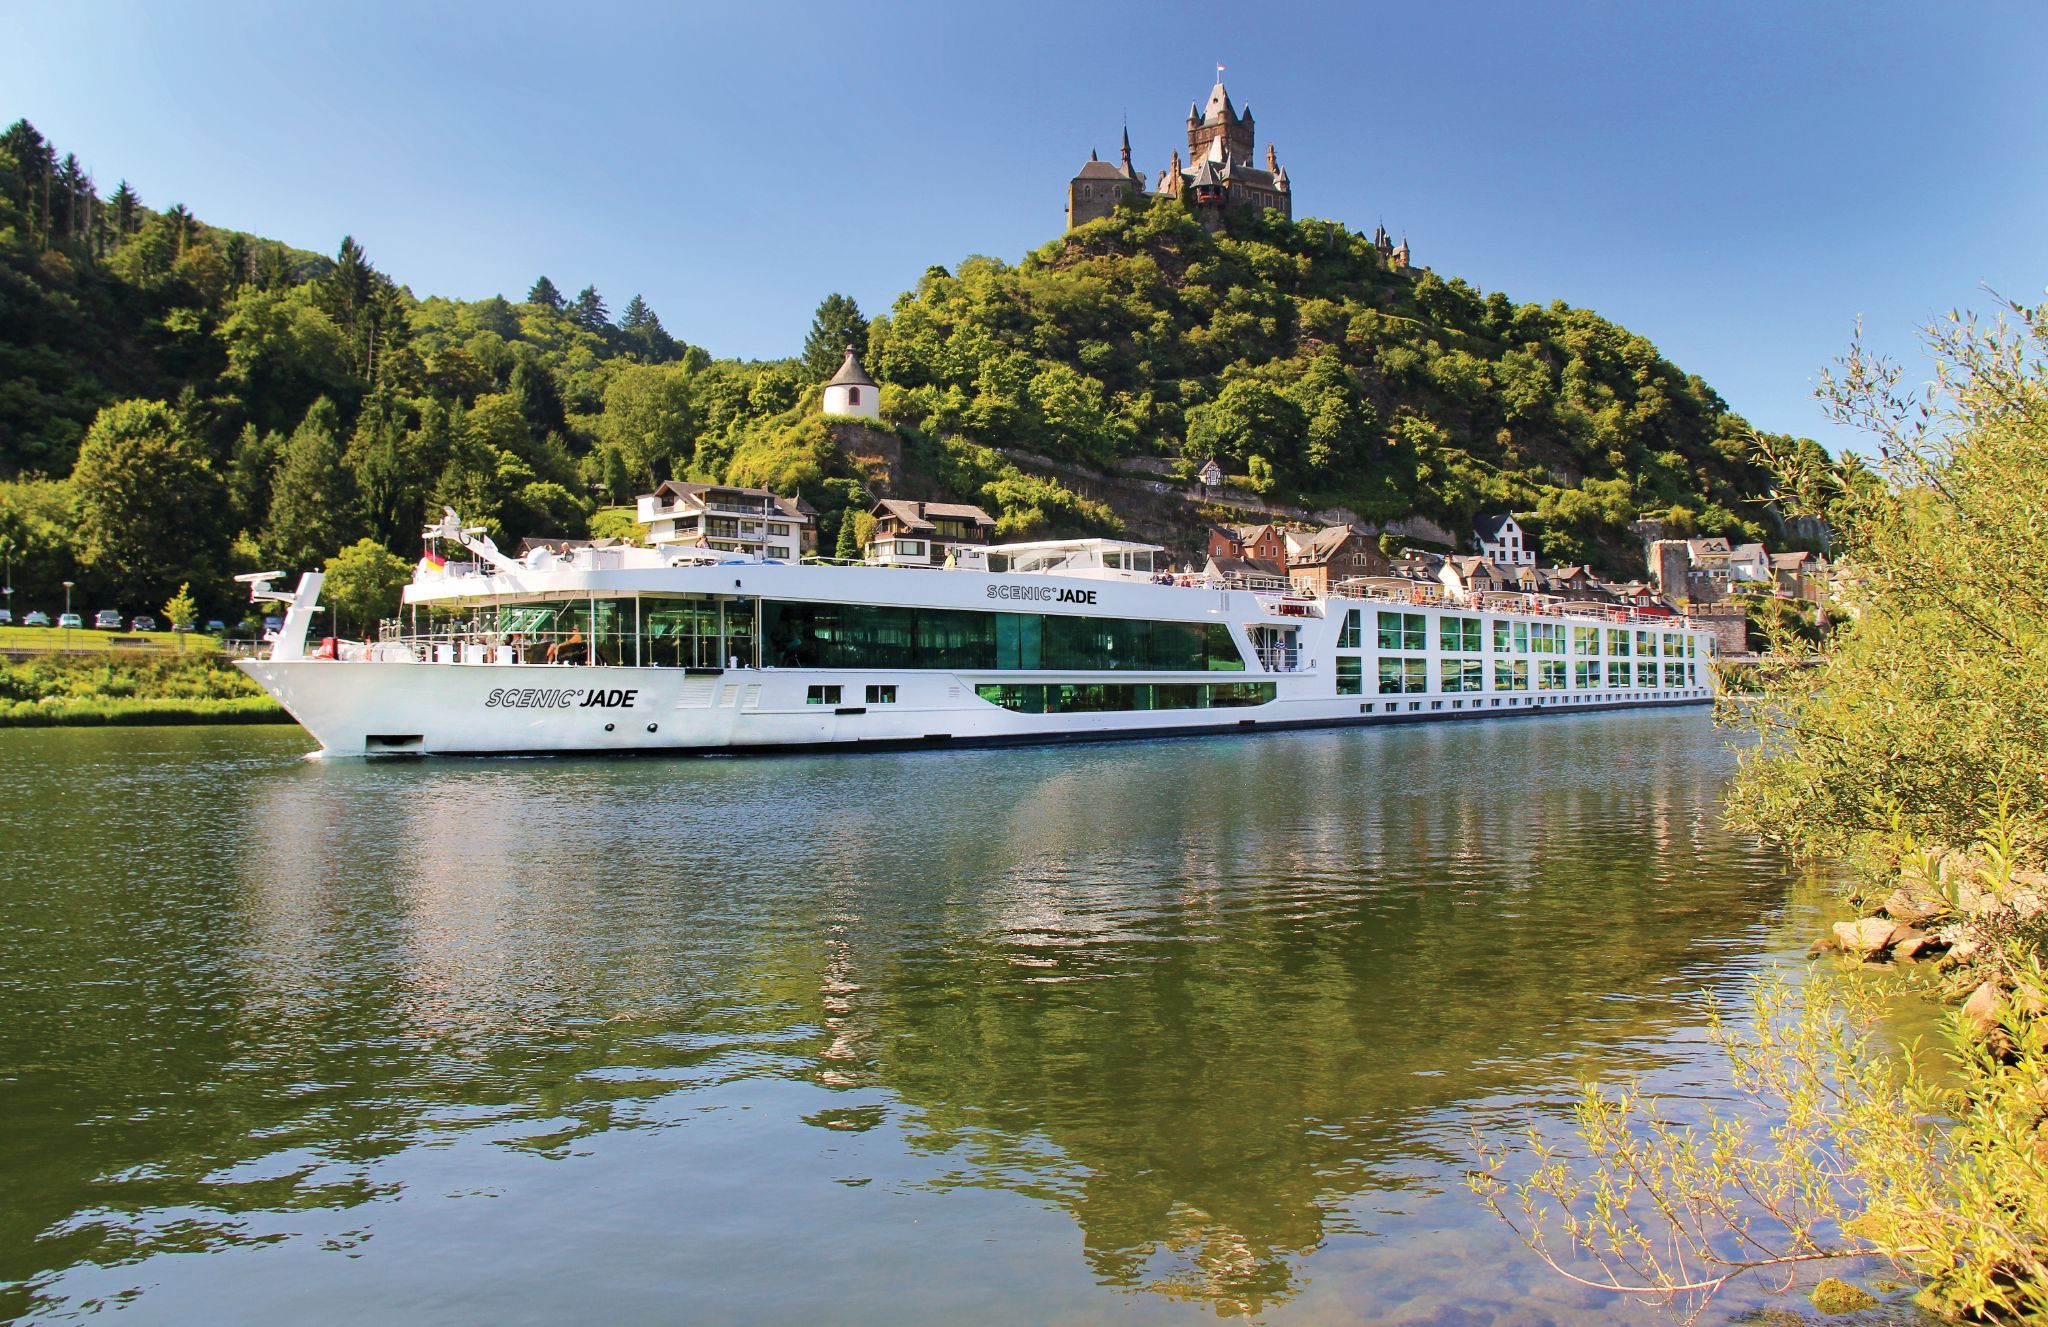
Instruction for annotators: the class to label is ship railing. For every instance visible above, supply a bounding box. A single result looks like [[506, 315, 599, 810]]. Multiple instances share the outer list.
[[1253, 645, 1308, 673], [362, 623, 728, 668]]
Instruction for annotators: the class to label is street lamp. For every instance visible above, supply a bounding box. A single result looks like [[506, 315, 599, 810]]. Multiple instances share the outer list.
[[62, 580, 73, 647]]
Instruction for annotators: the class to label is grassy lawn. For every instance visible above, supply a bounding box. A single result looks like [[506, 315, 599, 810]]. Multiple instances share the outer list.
[[0, 625, 225, 653]]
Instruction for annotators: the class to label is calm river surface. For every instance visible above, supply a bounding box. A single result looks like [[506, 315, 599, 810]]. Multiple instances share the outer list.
[[0, 713, 1815, 1325]]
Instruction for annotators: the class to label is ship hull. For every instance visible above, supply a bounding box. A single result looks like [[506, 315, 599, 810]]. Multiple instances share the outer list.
[[238, 657, 1711, 759]]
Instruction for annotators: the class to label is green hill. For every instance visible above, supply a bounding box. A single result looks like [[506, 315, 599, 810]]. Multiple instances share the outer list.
[[0, 115, 1823, 618]]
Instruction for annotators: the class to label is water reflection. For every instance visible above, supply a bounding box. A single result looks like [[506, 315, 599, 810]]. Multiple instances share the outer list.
[[0, 716, 1796, 1323]]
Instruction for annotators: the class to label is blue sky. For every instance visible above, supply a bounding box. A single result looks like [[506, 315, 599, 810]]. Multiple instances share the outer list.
[[5, 0, 2043, 451]]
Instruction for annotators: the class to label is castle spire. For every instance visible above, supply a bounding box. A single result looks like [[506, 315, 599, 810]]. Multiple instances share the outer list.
[[1120, 122, 1132, 169]]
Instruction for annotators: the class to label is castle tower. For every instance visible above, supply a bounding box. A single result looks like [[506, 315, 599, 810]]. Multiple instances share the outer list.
[[1188, 75, 1255, 166], [822, 346, 880, 421], [1065, 126, 1149, 230]]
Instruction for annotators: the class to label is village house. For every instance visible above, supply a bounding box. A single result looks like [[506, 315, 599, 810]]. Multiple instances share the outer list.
[[1202, 553, 1290, 590], [1770, 549, 1827, 603], [1472, 513, 1535, 567], [1206, 522, 1290, 567], [1286, 526, 1393, 597], [1539, 565, 1615, 603], [864, 499, 996, 567], [1437, 555, 1501, 603], [637, 481, 816, 560]]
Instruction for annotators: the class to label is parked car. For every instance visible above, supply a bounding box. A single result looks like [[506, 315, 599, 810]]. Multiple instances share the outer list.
[[93, 609, 123, 630], [58, 613, 83, 629], [131, 615, 159, 633], [203, 619, 227, 635], [0, 608, 11, 626], [262, 614, 283, 642], [23, 610, 49, 627]]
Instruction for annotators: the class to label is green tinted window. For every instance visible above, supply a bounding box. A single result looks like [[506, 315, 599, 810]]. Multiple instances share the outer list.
[[763, 602, 1243, 672], [1336, 657, 1363, 695], [1337, 610, 1361, 650]]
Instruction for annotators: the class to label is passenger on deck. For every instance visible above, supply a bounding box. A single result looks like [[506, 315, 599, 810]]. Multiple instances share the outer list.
[[546, 630, 585, 664]]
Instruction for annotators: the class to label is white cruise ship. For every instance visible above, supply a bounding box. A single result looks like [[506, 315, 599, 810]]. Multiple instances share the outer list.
[[238, 509, 1715, 758]]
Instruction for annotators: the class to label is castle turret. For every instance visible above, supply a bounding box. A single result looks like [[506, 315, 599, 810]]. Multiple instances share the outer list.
[[822, 346, 880, 421]]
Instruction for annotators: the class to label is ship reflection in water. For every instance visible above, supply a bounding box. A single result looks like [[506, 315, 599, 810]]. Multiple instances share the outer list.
[[0, 714, 1804, 1324]]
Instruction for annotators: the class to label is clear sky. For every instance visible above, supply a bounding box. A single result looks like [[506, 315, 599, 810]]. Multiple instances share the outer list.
[[5, 0, 2043, 451]]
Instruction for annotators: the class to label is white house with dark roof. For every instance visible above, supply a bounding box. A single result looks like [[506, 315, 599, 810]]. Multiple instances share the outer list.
[[822, 347, 880, 421], [864, 498, 996, 567], [1472, 513, 1533, 566], [636, 481, 815, 560]]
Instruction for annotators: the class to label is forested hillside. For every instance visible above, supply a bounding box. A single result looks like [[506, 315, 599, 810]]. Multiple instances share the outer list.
[[0, 116, 1822, 618]]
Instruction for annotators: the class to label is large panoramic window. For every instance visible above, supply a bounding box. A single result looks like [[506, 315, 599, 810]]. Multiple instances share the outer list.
[[1377, 611, 1426, 652], [1440, 616, 1482, 652], [974, 681, 1275, 714], [1378, 657, 1428, 694], [1607, 628, 1631, 657], [1662, 632, 1683, 657], [1336, 657, 1363, 695], [1665, 662, 1686, 686], [1636, 629, 1655, 656], [1607, 662, 1630, 687], [1337, 610, 1362, 650], [1492, 619, 1511, 652], [1538, 660, 1567, 690], [1572, 626, 1600, 656], [758, 602, 1243, 673], [1529, 623, 1562, 655], [1636, 661, 1658, 687], [1494, 659, 1529, 691], [1574, 660, 1600, 688], [1440, 659, 1483, 692]]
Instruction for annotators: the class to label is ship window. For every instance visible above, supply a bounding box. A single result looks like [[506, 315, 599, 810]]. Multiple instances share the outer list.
[[1492, 619, 1511, 653], [1573, 626, 1600, 655], [1575, 661, 1600, 688], [1663, 633, 1683, 657], [1376, 611, 1425, 651], [1337, 609, 1361, 650], [973, 681, 1275, 713], [1441, 616, 1482, 652], [1538, 660, 1567, 690], [1336, 657, 1363, 695], [1378, 657, 1428, 694], [806, 685, 842, 705], [760, 602, 1244, 673], [1665, 662, 1686, 685], [1441, 659, 1483, 692], [1607, 662, 1630, 687], [1637, 662, 1658, 687], [1608, 628, 1630, 657], [1494, 659, 1529, 691], [865, 684, 897, 704]]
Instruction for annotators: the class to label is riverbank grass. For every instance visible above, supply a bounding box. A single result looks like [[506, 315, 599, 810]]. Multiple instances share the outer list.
[[0, 651, 281, 727]]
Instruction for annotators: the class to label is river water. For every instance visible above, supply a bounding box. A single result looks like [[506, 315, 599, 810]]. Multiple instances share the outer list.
[[0, 713, 1820, 1324]]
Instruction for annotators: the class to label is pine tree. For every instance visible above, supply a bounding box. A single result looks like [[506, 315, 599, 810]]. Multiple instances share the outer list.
[[526, 275, 563, 309], [165, 203, 194, 257], [801, 293, 869, 380], [571, 285, 609, 330], [263, 398, 360, 570], [621, 294, 651, 328], [108, 179, 139, 237], [834, 511, 862, 561], [508, 359, 568, 440]]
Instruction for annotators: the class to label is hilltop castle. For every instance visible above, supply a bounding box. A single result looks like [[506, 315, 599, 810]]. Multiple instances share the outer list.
[[1065, 74, 1410, 268]]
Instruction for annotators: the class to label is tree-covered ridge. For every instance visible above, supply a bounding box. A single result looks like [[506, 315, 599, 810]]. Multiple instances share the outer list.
[[872, 199, 1821, 567], [0, 114, 1820, 620]]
